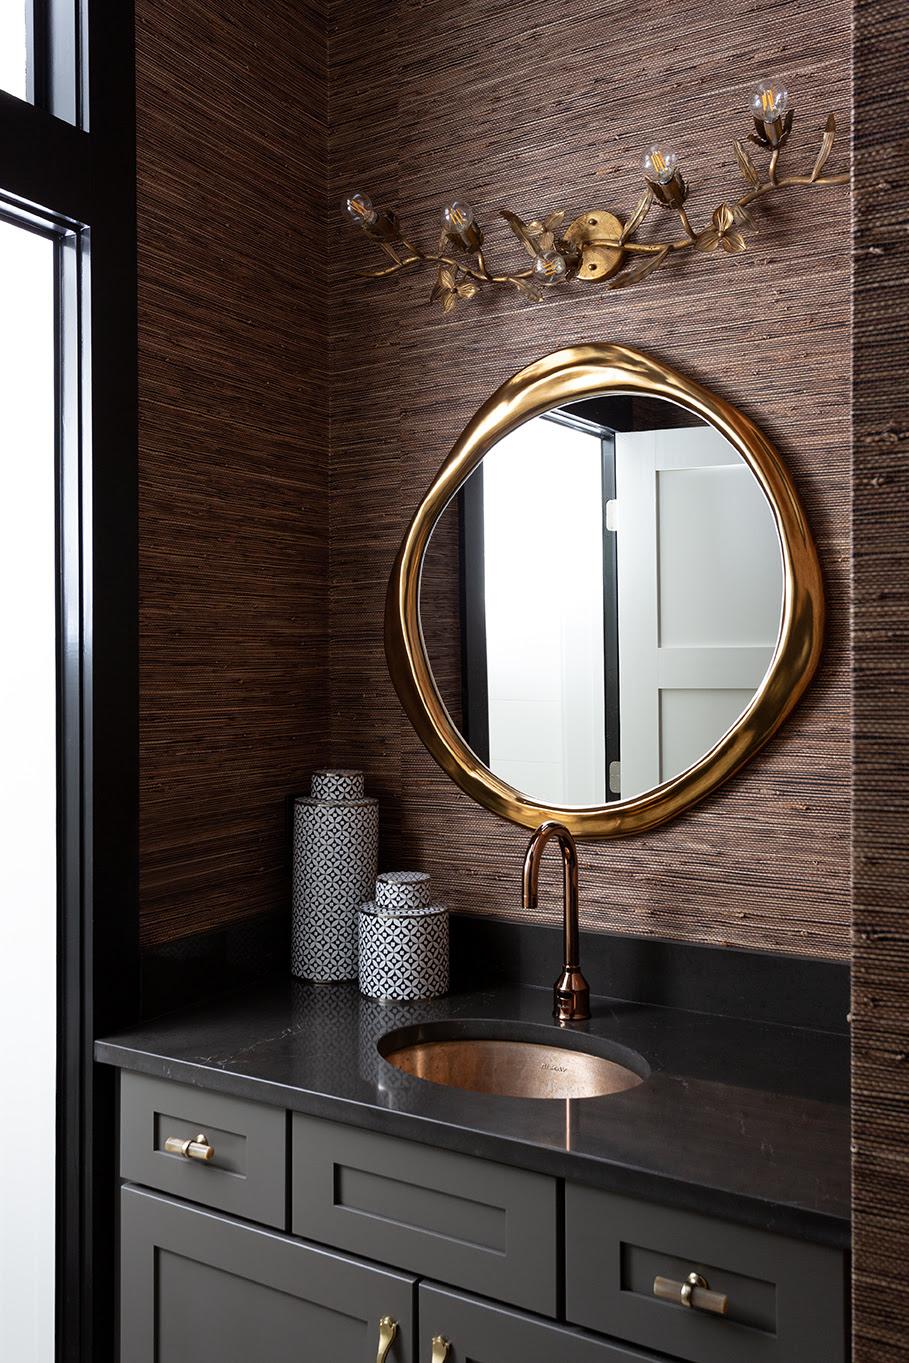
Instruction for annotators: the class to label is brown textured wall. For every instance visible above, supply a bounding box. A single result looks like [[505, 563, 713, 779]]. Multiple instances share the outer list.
[[852, 0, 909, 1353], [137, 1, 330, 947], [328, 0, 852, 958]]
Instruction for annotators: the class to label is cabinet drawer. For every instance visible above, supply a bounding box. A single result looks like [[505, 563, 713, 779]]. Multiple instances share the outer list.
[[120, 1072, 286, 1228], [565, 1185, 846, 1363], [121, 1184, 416, 1363], [420, 1283, 664, 1362], [292, 1114, 558, 1315]]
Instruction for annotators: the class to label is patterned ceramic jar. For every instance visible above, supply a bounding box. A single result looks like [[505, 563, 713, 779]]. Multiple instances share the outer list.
[[357, 900, 449, 1001], [291, 770, 379, 982]]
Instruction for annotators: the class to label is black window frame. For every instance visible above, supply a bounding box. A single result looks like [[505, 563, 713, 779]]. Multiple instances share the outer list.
[[0, 5, 139, 1362]]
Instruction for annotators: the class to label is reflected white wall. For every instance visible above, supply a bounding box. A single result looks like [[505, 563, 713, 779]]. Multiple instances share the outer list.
[[0, 219, 57, 1362], [0, 1, 28, 98], [483, 418, 606, 805]]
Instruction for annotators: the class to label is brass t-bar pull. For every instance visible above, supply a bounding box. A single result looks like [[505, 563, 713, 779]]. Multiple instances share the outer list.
[[163, 1132, 214, 1162], [376, 1316, 397, 1363], [653, 1271, 728, 1315], [430, 1338, 450, 1363]]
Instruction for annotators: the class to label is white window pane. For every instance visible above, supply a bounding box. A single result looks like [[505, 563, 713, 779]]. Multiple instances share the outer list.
[[0, 1, 29, 99], [0, 217, 56, 1362]]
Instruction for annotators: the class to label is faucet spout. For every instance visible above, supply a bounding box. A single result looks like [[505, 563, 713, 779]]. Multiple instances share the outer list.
[[522, 821, 591, 1024]]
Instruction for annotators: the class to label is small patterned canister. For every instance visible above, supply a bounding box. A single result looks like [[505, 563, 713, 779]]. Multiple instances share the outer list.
[[358, 871, 448, 1001], [291, 770, 379, 982]]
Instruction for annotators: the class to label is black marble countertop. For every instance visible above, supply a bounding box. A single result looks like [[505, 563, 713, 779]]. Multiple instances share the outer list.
[[95, 979, 850, 1248]]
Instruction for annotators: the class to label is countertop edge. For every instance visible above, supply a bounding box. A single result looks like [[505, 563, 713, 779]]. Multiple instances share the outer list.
[[94, 1038, 851, 1251]]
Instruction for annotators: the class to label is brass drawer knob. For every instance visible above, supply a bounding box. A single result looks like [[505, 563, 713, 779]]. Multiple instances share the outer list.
[[376, 1316, 397, 1363], [653, 1271, 728, 1316], [163, 1132, 214, 1162], [430, 1339, 450, 1363]]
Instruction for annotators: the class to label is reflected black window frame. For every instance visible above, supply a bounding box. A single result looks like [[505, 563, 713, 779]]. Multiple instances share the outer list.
[[0, 4, 138, 1361], [25, 0, 84, 124]]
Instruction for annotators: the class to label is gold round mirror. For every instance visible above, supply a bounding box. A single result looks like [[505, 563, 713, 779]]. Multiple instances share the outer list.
[[385, 344, 823, 837]]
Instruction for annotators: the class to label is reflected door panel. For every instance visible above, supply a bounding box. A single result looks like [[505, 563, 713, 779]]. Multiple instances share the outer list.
[[615, 426, 783, 799]]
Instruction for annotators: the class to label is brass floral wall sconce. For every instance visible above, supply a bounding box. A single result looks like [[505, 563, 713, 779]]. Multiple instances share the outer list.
[[344, 80, 847, 311]]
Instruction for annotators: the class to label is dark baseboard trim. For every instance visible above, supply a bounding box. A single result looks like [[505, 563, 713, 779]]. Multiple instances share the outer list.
[[450, 913, 850, 1034], [141, 911, 286, 1019]]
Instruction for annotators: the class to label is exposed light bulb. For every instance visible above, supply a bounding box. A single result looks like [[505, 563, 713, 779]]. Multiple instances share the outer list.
[[533, 250, 567, 285], [344, 190, 378, 228], [751, 79, 790, 125], [642, 145, 680, 185], [441, 201, 475, 236]]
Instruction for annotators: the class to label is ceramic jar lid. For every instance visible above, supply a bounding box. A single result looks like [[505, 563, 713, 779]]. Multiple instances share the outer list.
[[310, 769, 365, 801], [375, 870, 432, 911]]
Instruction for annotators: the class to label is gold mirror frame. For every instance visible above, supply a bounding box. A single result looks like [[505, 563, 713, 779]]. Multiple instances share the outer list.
[[385, 344, 824, 838]]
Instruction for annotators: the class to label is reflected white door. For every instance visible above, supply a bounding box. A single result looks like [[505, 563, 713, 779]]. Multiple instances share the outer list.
[[615, 426, 783, 799], [0, 220, 57, 1361], [483, 418, 607, 805]]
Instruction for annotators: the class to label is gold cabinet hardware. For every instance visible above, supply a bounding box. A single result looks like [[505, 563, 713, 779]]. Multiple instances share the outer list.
[[376, 1316, 397, 1363], [430, 1338, 450, 1363], [653, 1271, 728, 1315], [163, 1132, 214, 1162]]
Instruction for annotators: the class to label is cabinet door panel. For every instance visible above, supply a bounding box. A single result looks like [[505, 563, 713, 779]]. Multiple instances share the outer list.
[[419, 1283, 662, 1363], [121, 1185, 415, 1363]]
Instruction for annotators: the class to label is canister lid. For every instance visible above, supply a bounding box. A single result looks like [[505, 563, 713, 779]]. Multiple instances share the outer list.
[[375, 870, 432, 911], [310, 769, 365, 800]]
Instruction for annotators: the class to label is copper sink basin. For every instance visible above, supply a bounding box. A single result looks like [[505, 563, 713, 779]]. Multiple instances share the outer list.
[[380, 1023, 648, 1101]]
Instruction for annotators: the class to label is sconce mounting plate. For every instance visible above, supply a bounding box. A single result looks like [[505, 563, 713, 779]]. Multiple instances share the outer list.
[[564, 210, 625, 280]]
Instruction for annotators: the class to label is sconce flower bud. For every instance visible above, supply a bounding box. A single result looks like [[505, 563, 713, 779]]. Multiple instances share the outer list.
[[343, 190, 401, 241], [750, 79, 794, 148], [642, 145, 679, 186], [533, 249, 568, 286], [752, 79, 789, 127], [441, 201, 484, 250], [344, 190, 378, 229], [641, 146, 687, 206]]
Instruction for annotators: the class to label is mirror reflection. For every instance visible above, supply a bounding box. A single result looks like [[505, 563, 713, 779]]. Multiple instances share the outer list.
[[421, 394, 784, 808]]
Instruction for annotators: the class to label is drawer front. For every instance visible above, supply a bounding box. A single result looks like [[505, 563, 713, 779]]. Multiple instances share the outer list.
[[120, 1071, 286, 1228], [565, 1184, 846, 1363], [292, 1114, 558, 1315], [420, 1283, 663, 1362], [121, 1184, 416, 1363]]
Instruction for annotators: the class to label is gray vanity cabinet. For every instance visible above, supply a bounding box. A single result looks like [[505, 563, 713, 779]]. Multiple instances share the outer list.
[[116, 1074, 846, 1363], [121, 1184, 417, 1363]]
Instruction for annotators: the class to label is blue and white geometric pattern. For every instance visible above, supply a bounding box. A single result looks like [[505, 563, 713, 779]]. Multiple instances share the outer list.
[[291, 772, 379, 982]]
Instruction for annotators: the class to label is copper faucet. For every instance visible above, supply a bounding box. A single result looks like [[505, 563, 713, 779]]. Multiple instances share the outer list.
[[522, 821, 590, 1023]]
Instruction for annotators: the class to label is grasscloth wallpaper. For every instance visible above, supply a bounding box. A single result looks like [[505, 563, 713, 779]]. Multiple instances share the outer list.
[[133, 2, 909, 1355], [328, 0, 852, 958], [852, 0, 909, 1354], [136, 0, 330, 948]]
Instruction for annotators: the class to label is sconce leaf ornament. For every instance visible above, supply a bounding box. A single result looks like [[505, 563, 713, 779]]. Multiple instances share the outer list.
[[344, 81, 847, 313]]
